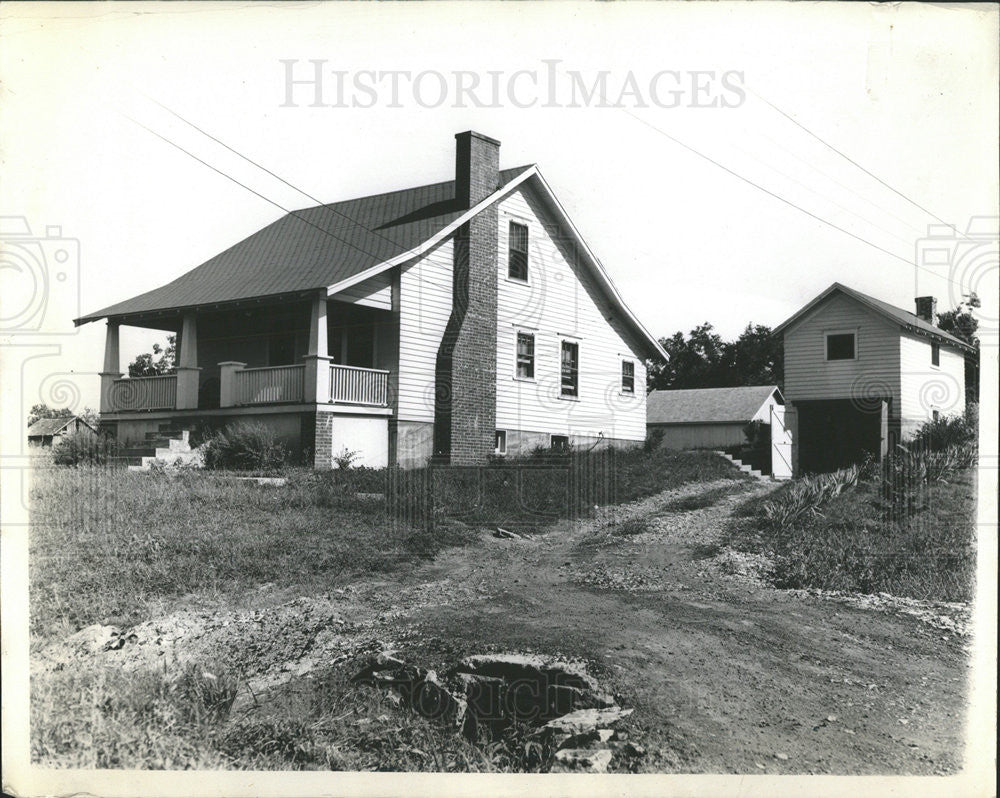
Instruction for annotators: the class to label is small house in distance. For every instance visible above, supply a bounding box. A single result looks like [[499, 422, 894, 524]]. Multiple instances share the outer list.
[[646, 385, 784, 449], [26, 416, 98, 449]]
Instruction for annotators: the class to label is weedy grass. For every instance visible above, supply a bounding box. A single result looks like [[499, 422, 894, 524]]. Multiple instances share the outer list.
[[28, 466, 472, 638], [32, 664, 556, 772], [725, 444, 977, 602], [30, 448, 737, 638]]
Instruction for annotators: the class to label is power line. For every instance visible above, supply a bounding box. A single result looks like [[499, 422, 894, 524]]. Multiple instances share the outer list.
[[144, 96, 409, 253], [620, 108, 969, 289], [122, 112, 400, 268], [747, 87, 969, 240], [623, 109, 916, 267]]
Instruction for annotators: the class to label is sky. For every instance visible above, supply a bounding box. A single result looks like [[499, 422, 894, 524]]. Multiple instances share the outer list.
[[1, 1, 998, 414]]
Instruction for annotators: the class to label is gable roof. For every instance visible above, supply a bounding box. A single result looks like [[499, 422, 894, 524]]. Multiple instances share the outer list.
[[772, 282, 974, 351], [75, 166, 533, 324], [75, 160, 667, 360], [646, 385, 781, 425], [27, 416, 89, 437]]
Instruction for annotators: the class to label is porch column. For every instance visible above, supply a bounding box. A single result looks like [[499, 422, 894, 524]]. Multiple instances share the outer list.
[[175, 312, 201, 410], [303, 293, 332, 403], [99, 320, 122, 413], [218, 361, 247, 408]]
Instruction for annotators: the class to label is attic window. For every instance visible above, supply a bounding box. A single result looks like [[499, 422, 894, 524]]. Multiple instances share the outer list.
[[825, 332, 856, 361], [931, 341, 940, 366], [508, 222, 529, 281]]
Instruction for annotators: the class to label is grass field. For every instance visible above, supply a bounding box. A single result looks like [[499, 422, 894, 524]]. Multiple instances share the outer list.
[[724, 464, 977, 602], [29, 447, 739, 639]]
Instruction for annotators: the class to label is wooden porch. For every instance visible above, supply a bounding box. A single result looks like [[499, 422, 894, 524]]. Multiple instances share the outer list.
[[99, 291, 394, 414]]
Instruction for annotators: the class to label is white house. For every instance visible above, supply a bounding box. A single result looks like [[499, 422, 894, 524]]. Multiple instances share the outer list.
[[646, 385, 784, 449], [75, 131, 666, 468], [772, 283, 973, 474]]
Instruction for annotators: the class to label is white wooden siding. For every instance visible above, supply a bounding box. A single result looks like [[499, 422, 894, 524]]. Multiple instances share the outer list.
[[495, 186, 647, 441], [899, 332, 966, 436], [396, 239, 453, 423], [782, 293, 901, 410], [332, 272, 392, 310]]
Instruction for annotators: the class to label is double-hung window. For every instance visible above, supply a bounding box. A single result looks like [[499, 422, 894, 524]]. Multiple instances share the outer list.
[[560, 340, 579, 397], [508, 222, 529, 281], [516, 332, 535, 379], [621, 360, 635, 394]]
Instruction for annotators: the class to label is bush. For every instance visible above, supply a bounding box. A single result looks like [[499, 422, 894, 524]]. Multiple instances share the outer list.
[[643, 427, 665, 453], [908, 404, 978, 453], [200, 422, 288, 472], [52, 430, 119, 466]]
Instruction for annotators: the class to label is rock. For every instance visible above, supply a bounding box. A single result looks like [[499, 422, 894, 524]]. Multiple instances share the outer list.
[[775, 752, 789, 760], [622, 741, 644, 756], [554, 727, 616, 751], [541, 706, 633, 736], [454, 653, 598, 692], [826, 715, 837, 723], [551, 748, 613, 773]]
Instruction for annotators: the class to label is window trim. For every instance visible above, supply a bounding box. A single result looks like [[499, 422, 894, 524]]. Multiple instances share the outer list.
[[559, 338, 579, 398], [824, 329, 858, 362], [514, 329, 536, 382], [507, 220, 530, 284], [621, 358, 636, 395], [494, 429, 507, 455]]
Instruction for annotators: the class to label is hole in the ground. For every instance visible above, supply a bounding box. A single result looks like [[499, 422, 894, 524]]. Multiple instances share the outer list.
[[351, 652, 634, 752]]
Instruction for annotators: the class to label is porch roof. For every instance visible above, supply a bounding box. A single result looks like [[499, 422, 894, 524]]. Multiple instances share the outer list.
[[75, 166, 533, 325]]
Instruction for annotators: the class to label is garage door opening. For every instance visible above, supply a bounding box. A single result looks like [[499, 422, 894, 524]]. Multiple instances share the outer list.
[[796, 399, 887, 474]]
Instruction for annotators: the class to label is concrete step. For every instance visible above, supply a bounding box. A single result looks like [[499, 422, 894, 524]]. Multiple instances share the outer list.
[[152, 449, 202, 465], [129, 429, 198, 471]]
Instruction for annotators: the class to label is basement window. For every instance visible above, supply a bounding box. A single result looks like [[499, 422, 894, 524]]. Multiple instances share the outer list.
[[621, 360, 635, 394], [550, 434, 569, 452], [508, 222, 529, 281], [931, 342, 940, 367], [494, 430, 507, 455], [825, 332, 856, 361], [560, 340, 579, 397], [516, 331, 535, 379]]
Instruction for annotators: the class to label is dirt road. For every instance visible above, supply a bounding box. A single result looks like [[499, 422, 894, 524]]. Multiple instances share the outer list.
[[38, 476, 970, 773]]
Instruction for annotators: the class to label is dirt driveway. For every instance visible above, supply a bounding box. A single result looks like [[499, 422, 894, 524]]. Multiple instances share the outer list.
[[38, 476, 970, 774]]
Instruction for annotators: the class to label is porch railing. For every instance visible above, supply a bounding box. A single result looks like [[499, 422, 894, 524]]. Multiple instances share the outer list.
[[109, 374, 177, 411], [330, 364, 389, 406], [233, 364, 305, 405]]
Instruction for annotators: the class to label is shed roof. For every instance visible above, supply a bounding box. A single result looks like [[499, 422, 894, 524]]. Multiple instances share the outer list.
[[772, 283, 973, 351], [27, 417, 78, 437], [76, 166, 533, 324], [646, 385, 781, 425]]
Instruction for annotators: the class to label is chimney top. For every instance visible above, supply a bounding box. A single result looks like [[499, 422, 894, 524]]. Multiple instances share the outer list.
[[454, 130, 501, 210], [915, 296, 937, 325], [455, 130, 502, 147]]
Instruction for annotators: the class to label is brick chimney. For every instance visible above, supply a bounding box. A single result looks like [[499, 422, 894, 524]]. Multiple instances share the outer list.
[[433, 132, 501, 464], [915, 296, 937, 325]]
